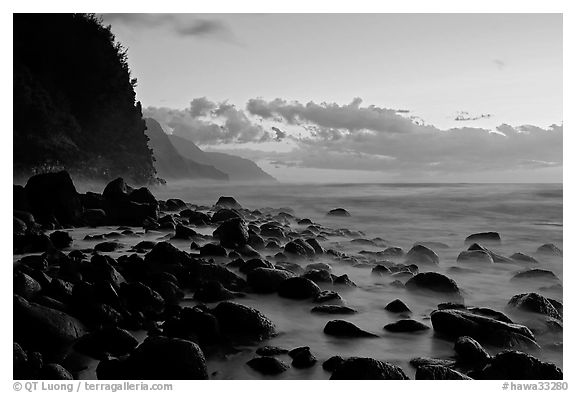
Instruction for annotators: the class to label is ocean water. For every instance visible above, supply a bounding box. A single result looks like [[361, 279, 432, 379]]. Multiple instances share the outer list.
[[65, 182, 562, 379]]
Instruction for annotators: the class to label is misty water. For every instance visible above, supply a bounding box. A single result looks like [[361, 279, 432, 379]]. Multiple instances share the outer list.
[[60, 182, 562, 379]]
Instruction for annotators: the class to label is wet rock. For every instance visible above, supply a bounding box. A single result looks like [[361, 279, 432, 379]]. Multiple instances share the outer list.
[[457, 250, 494, 264], [330, 357, 408, 379], [259, 223, 287, 239], [256, 346, 289, 356], [49, 231, 73, 249], [390, 280, 405, 288], [133, 240, 156, 251], [454, 336, 491, 365], [323, 356, 345, 372], [536, 243, 562, 256], [215, 196, 242, 210], [465, 232, 501, 245], [327, 208, 351, 217], [213, 218, 249, 249], [199, 243, 227, 257], [510, 253, 539, 264], [145, 241, 193, 265], [333, 274, 357, 287], [478, 350, 562, 380], [14, 295, 87, 361], [165, 199, 187, 211], [172, 224, 197, 240], [161, 307, 220, 345], [247, 357, 289, 375], [193, 280, 240, 302], [102, 178, 158, 226], [406, 245, 439, 265], [278, 277, 321, 300], [239, 258, 274, 274], [192, 263, 247, 292], [14, 272, 42, 300], [155, 280, 185, 305], [38, 363, 73, 380], [83, 209, 107, 226], [289, 347, 317, 368], [74, 327, 138, 359], [211, 208, 241, 223], [430, 308, 538, 349], [248, 233, 266, 250], [284, 239, 316, 257], [314, 290, 343, 304], [405, 272, 463, 301], [311, 305, 357, 314], [511, 269, 559, 282], [303, 269, 333, 284], [372, 265, 391, 276], [305, 238, 325, 254], [120, 282, 164, 314], [410, 357, 456, 368], [94, 241, 123, 252], [415, 365, 471, 380], [384, 319, 429, 332], [384, 299, 411, 313], [507, 293, 562, 320], [324, 320, 378, 338], [247, 267, 294, 293], [212, 301, 276, 342], [306, 262, 331, 271], [180, 210, 211, 226]]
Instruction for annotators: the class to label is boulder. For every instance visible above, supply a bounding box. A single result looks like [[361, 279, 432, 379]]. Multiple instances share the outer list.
[[507, 293, 562, 320], [278, 277, 321, 300], [83, 209, 107, 226], [289, 346, 317, 368], [144, 241, 193, 265], [510, 253, 539, 264], [465, 232, 501, 245], [199, 243, 227, 257], [405, 272, 463, 301], [247, 268, 294, 293], [102, 178, 158, 226], [327, 208, 351, 217], [256, 346, 289, 356], [239, 258, 274, 274], [14, 272, 42, 300], [180, 210, 211, 226], [120, 282, 165, 314], [384, 299, 411, 313], [536, 243, 562, 256], [454, 336, 491, 364], [212, 301, 275, 342], [406, 245, 439, 265], [247, 357, 289, 375], [172, 224, 197, 240], [478, 350, 562, 380], [303, 269, 333, 284], [511, 269, 559, 282], [457, 250, 494, 264], [323, 356, 345, 372], [324, 320, 378, 338], [94, 241, 123, 252], [333, 274, 357, 287], [415, 365, 471, 380], [384, 319, 429, 332], [314, 290, 343, 304], [211, 208, 241, 223], [193, 280, 240, 302], [305, 238, 325, 254], [372, 265, 391, 276], [38, 363, 74, 380], [311, 305, 357, 315], [215, 196, 242, 210], [74, 327, 138, 359], [213, 218, 249, 249], [330, 357, 409, 379], [284, 239, 316, 257], [164, 198, 187, 211]]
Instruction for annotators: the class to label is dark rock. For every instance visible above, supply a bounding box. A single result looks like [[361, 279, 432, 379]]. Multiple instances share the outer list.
[[478, 350, 562, 380], [103, 178, 158, 226], [49, 231, 73, 249], [289, 347, 317, 368], [314, 290, 343, 304], [324, 320, 377, 338], [155, 280, 185, 305], [384, 319, 429, 332], [199, 243, 227, 257], [536, 243, 562, 256], [247, 267, 294, 293], [247, 356, 289, 375], [457, 250, 494, 264], [415, 365, 471, 380], [211, 208, 241, 223], [303, 269, 333, 284], [382, 247, 405, 257], [511, 269, 559, 282], [305, 238, 325, 254], [215, 196, 242, 210], [74, 327, 138, 359], [311, 305, 357, 314], [275, 261, 305, 275], [172, 224, 197, 240], [410, 357, 457, 368], [405, 272, 463, 301], [390, 280, 405, 288], [120, 282, 164, 314], [165, 199, 187, 211], [465, 232, 501, 245], [239, 258, 274, 274], [145, 241, 192, 265], [24, 171, 83, 226], [327, 208, 350, 217], [278, 277, 321, 300], [284, 239, 316, 257], [333, 274, 356, 287], [323, 356, 345, 372], [454, 336, 491, 364], [38, 363, 73, 380], [260, 223, 286, 239], [430, 309, 538, 348], [133, 240, 156, 251], [508, 293, 562, 320], [180, 210, 211, 226], [193, 280, 240, 302], [192, 263, 247, 291], [248, 233, 266, 250], [510, 253, 539, 264], [14, 272, 42, 300], [94, 241, 122, 252], [384, 299, 411, 313], [330, 357, 408, 379], [256, 346, 289, 356], [406, 245, 439, 265], [212, 301, 275, 342], [372, 265, 391, 276], [83, 209, 107, 226], [213, 218, 249, 249]]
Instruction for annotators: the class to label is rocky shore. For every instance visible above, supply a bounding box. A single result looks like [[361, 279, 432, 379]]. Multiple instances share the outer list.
[[13, 171, 563, 380]]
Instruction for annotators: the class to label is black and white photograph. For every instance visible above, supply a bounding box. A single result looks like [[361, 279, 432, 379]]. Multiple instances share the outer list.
[[8, 3, 569, 385]]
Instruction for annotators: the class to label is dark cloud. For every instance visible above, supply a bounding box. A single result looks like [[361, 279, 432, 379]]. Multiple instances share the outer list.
[[271, 127, 287, 141], [101, 14, 235, 41]]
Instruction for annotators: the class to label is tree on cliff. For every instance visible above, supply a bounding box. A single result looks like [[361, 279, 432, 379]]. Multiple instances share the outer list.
[[13, 13, 156, 183]]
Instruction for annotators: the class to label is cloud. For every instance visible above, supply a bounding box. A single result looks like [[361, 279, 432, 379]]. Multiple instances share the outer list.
[[101, 14, 236, 42], [493, 59, 506, 70], [454, 111, 493, 121], [271, 126, 287, 141]]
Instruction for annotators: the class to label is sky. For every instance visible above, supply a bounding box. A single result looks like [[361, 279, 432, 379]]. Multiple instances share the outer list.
[[101, 13, 563, 182]]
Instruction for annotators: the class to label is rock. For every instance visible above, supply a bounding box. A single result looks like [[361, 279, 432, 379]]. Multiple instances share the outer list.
[[303, 269, 333, 284], [314, 290, 343, 304], [284, 239, 316, 257], [247, 268, 294, 293], [49, 231, 73, 249], [311, 305, 357, 314], [405, 272, 463, 301], [180, 210, 211, 226], [511, 269, 559, 282], [430, 309, 538, 348], [289, 347, 317, 368], [415, 365, 471, 380], [467, 243, 514, 264], [330, 357, 408, 379], [14, 272, 42, 300], [103, 178, 158, 226], [256, 346, 289, 356], [406, 245, 439, 265], [211, 208, 241, 223], [390, 280, 405, 288], [384, 299, 411, 313], [454, 336, 491, 364], [278, 277, 321, 300], [457, 250, 494, 264], [410, 357, 457, 368], [333, 274, 356, 287], [215, 196, 242, 210], [94, 241, 122, 252], [38, 363, 73, 380], [507, 293, 562, 320], [172, 224, 197, 240], [14, 216, 27, 236], [213, 218, 249, 249], [164, 198, 187, 211], [14, 295, 87, 361], [384, 319, 429, 332], [114, 336, 208, 379], [144, 241, 192, 265], [199, 243, 227, 257], [192, 263, 247, 291], [465, 232, 501, 245], [305, 238, 325, 254], [372, 265, 391, 276], [74, 327, 138, 359], [323, 356, 345, 372], [510, 253, 539, 264], [248, 233, 266, 250], [259, 223, 287, 239], [24, 171, 83, 226], [306, 262, 331, 271], [212, 301, 275, 342], [327, 208, 351, 217], [120, 282, 165, 314], [193, 280, 240, 302], [478, 350, 562, 380], [83, 209, 107, 226], [536, 243, 562, 256], [247, 357, 289, 375], [239, 258, 274, 274], [155, 280, 185, 305], [324, 320, 378, 338]]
